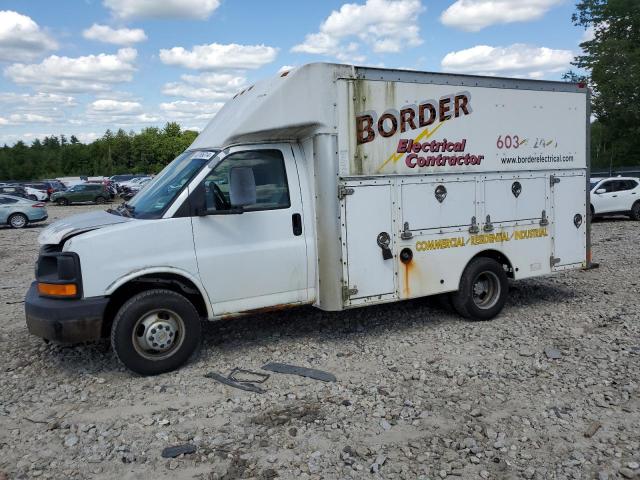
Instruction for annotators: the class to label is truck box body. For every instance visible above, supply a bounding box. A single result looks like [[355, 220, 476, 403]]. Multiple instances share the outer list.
[[26, 63, 590, 374], [191, 63, 589, 310]]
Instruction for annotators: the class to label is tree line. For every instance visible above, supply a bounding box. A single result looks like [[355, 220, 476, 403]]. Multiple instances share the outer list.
[[0, 122, 197, 181], [569, 0, 640, 170]]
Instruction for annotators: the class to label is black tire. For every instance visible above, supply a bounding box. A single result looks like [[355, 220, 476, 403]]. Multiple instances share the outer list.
[[451, 257, 509, 321], [111, 289, 202, 375], [95, 196, 106, 204], [8, 213, 28, 229], [631, 201, 640, 221], [28, 194, 38, 201], [57, 198, 69, 206]]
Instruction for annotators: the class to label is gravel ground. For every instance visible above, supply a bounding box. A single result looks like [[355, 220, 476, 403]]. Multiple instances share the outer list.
[[0, 204, 639, 480]]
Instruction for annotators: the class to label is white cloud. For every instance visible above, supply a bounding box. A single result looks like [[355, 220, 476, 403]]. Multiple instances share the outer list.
[[160, 100, 224, 120], [83, 24, 147, 45], [0, 92, 76, 125], [440, 0, 563, 32], [89, 99, 143, 114], [8, 113, 55, 123], [87, 98, 159, 125], [0, 10, 58, 61], [4, 48, 137, 93], [292, 0, 424, 61], [278, 65, 295, 73], [441, 44, 573, 78], [104, 0, 220, 20], [162, 72, 246, 100], [0, 92, 76, 109], [159, 42, 277, 70]]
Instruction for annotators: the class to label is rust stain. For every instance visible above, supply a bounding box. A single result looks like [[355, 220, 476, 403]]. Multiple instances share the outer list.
[[218, 302, 302, 320], [403, 259, 414, 298]]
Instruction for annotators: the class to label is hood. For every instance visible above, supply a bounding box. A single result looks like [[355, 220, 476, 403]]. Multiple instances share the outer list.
[[39, 210, 133, 245]]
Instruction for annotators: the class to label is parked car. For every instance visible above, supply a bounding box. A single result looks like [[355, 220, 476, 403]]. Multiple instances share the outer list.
[[0, 194, 48, 228], [50, 183, 111, 206], [0, 185, 29, 199], [119, 177, 152, 200], [110, 174, 138, 183], [590, 176, 640, 220], [29, 180, 66, 199], [111, 174, 149, 193], [22, 185, 48, 202]]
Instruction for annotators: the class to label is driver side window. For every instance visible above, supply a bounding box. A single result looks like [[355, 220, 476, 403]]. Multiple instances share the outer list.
[[599, 181, 616, 193], [203, 149, 290, 211]]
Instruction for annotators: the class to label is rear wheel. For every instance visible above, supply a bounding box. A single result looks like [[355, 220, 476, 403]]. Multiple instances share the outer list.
[[111, 289, 202, 375], [56, 198, 69, 206], [630, 201, 640, 221], [95, 196, 106, 204], [8, 213, 28, 229], [452, 257, 509, 321]]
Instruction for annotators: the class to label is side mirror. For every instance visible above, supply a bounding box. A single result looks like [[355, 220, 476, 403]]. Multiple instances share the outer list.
[[595, 188, 606, 194], [229, 167, 256, 207]]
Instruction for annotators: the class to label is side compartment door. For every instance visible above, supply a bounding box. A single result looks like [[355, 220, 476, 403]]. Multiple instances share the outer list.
[[484, 176, 548, 224], [343, 183, 396, 304], [551, 173, 587, 269]]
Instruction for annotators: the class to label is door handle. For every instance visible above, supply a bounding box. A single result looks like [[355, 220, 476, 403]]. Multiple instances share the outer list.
[[292, 213, 302, 236]]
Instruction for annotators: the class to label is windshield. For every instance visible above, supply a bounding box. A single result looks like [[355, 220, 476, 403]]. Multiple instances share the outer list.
[[122, 150, 218, 219], [589, 180, 599, 190]]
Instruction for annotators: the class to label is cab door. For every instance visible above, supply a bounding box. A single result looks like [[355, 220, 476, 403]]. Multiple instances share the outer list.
[[190, 144, 308, 316], [594, 180, 622, 213]]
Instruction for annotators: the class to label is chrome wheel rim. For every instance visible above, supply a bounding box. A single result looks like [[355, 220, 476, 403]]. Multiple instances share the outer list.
[[472, 271, 501, 309], [10, 215, 26, 228], [132, 309, 185, 361]]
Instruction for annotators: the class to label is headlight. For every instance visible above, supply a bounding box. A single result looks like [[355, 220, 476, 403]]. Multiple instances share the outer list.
[[35, 249, 82, 298]]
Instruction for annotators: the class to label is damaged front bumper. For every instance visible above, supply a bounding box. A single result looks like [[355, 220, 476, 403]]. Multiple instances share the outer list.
[[24, 282, 108, 343]]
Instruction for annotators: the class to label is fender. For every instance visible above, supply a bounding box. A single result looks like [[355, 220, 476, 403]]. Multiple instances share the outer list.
[[105, 266, 214, 319]]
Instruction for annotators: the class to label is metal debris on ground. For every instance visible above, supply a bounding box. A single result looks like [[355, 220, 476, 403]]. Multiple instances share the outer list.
[[161, 443, 197, 458], [204, 371, 266, 394], [261, 362, 337, 382], [228, 367, 270, 384], [544, 347, 562, 360]]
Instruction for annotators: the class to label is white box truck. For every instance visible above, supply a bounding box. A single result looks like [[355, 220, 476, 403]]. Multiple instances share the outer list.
[[25, 63, 591, 374]]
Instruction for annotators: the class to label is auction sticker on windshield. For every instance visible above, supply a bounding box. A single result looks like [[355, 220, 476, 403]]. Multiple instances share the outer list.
[[192, 150, 216, 160]]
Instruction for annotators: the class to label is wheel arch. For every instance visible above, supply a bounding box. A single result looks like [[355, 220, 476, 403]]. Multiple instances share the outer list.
[[465, 249, 515, 281], [102, 269, 212, 337]]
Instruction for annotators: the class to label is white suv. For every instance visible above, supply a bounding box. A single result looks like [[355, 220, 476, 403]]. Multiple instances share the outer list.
[[590, 176, 640, 220]]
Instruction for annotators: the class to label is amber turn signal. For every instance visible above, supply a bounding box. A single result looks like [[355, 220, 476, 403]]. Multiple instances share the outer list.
[[37, 282, 77, 297]]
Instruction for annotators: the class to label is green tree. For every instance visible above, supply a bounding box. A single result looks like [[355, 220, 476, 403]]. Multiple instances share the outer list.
[[571, 0, 640, 169], [0, 123, 202, 180]]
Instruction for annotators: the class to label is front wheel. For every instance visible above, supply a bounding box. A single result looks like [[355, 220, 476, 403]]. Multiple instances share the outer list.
[[630, 201, 640, 221], [95, 196, 106, 204], [111, 289, 202, 375], [451, 257, 509, 321], [8, 213, 28, 229], [28, 194, 38, 201], [56, 198, 69, 206]]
